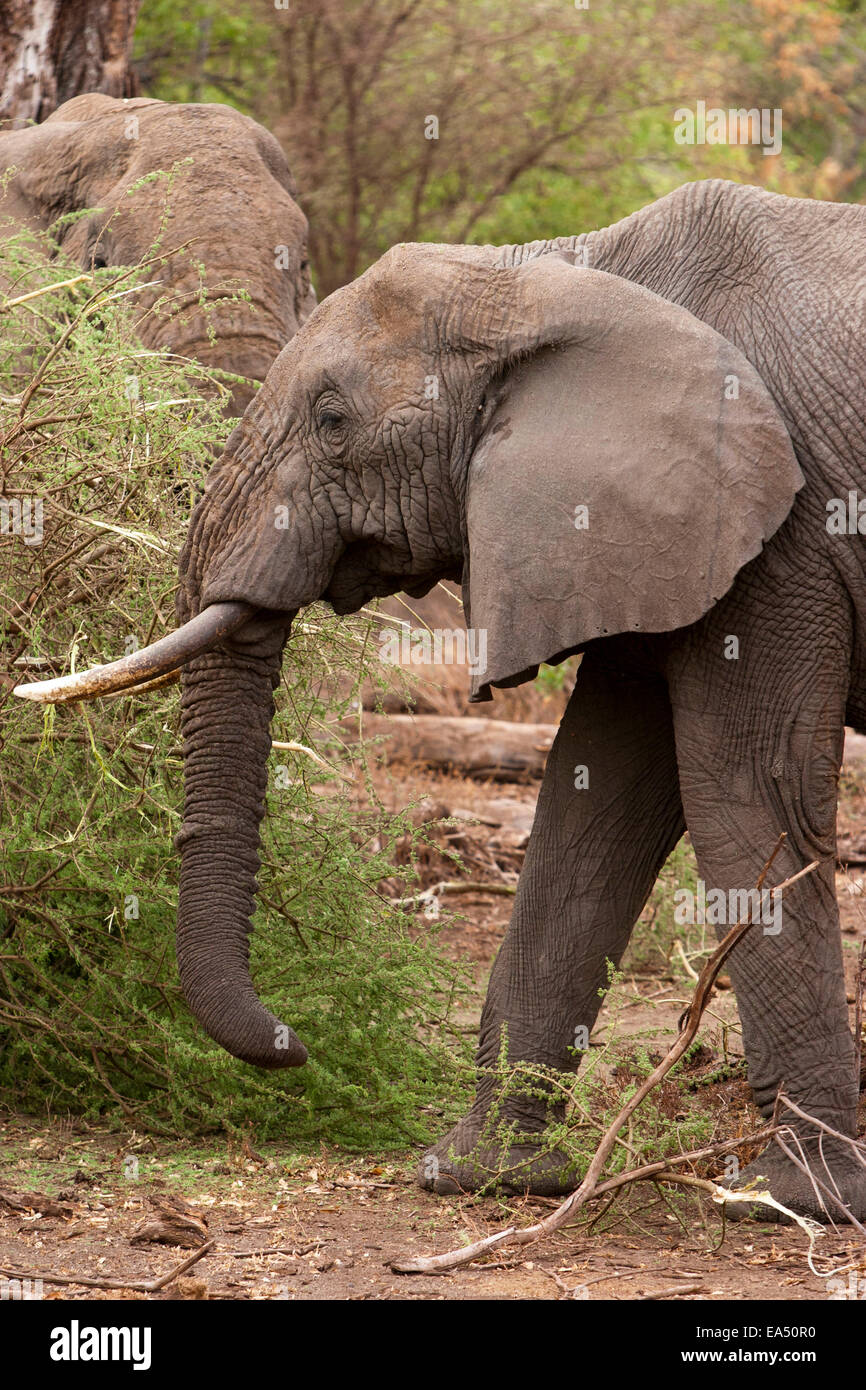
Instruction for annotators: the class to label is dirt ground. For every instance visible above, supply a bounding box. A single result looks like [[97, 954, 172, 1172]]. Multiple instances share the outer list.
[[3, 1109, 865, 1302], [1, 740, 865, 1303]]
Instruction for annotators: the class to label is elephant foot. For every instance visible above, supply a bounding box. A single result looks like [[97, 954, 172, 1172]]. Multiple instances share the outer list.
[[723, 1139, 866, 1224], [417, 1114, 579, 1197]]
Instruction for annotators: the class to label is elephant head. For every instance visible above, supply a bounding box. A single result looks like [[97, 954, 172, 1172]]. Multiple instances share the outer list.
[[15, 244, 803, 1066], [0, 94, 315, 409]]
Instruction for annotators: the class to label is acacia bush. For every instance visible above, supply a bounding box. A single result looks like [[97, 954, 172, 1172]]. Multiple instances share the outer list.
[[0, 225, 473, 1146]]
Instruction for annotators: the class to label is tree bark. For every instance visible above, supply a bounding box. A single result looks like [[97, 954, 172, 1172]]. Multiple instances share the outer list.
[[0, 0, 141, 126]]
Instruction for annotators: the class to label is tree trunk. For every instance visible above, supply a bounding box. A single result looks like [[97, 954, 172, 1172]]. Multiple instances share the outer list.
[[0, 0, 141, 126]]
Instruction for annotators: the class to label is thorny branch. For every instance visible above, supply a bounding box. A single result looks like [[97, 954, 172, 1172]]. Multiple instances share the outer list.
[[391, 842, 824, 1274]]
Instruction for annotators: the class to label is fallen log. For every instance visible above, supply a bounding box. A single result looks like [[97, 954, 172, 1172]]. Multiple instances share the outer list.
[[337, 713, 558, 781], [331, 721, 866, 786], [335, 720, 866, 785]]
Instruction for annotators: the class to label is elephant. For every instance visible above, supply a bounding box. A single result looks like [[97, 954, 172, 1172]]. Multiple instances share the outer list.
[[0, 93, 315, 410], [16, 177, 866, 1222]]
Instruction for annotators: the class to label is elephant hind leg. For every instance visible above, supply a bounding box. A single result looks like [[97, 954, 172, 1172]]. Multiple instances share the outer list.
[[419, 638, 685, 1196], [668, 592, 865, 1222]]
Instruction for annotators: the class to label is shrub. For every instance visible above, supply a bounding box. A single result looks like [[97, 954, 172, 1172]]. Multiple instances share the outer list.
[[0, 226, 473, 1147]]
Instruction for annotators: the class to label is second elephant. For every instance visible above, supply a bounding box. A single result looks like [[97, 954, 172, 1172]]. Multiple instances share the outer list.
[[0, 94, 315, 409]]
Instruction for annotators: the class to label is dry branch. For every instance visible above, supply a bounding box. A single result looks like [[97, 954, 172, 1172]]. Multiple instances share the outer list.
[[227, 1243, 322, 1259], [638, 1282, 705, 1300], [855, 943, 865, 1090], [391, 844, 819, 1274], [391, 880, 517, 909], [0, 1239, 214, 1293]]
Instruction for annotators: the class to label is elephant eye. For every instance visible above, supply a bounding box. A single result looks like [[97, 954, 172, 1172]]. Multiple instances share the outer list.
[[88, 245, 109, 271], [315, 397, 349, 437], [319, 409, 344, 430]]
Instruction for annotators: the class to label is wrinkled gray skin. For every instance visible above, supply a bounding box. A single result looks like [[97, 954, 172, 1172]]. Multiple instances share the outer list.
[[0, 94, 315, 410], [174, 179, 866, 1221]]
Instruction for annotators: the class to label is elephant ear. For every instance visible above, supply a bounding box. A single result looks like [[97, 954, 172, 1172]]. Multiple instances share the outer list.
[[462, 257, 803, 701]]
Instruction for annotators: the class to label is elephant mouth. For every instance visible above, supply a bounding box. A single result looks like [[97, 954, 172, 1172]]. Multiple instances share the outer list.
[[12, 601, 260, 704], [323, 542, 455, 615]]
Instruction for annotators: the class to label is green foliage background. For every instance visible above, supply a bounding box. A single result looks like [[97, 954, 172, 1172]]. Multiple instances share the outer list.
[[133, 0, 866, 293]]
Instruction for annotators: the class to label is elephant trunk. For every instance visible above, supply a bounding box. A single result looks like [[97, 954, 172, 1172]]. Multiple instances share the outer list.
[[173, 638, 307, 1069]]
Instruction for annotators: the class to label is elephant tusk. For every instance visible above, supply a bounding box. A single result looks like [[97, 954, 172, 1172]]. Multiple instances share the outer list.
[[12, 601, 256, 705], [102, 669, 182, 700]]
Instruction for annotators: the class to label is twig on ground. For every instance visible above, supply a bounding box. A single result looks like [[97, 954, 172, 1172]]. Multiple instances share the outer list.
[[0, 1238, 214, 1293], [391, 880, 517, 909], [537, 1267, 572, 1295], [539, 1265, 700, 1298], [855, 942, 865, 1092], [391, 842, 818, 1274], [227, 1243, 321, 1259], [638, 1282, 705, 1301]]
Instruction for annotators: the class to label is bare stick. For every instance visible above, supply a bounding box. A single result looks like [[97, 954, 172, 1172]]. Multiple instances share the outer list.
[[775, 1093, 866, 1167], [638, 1282, 705, 1301], [0, 1238, 214, 1293], [855, 942, 865, 1096], [392, 880, 517, 908], [391, 846, 818, 1274], [227, 1243, 322, 1259], [634, 1166, 819, 1231], [0, 275, 92, 312]]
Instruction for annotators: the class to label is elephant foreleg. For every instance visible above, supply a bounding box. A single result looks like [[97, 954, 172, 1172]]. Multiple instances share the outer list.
[[419, 641, 684, 1195]]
